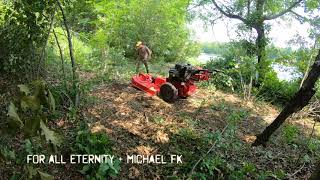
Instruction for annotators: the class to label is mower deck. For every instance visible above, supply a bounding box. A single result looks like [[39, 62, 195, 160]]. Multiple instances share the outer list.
[[131, 73, 166, 96]]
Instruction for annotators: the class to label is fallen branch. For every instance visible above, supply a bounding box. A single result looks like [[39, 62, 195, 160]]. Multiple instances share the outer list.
[[288, 162, 305, 178]]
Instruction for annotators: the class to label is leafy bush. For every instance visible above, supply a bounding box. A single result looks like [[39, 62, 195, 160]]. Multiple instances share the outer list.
[[72, 129, 120, 179], [0, 0, 56, 77], [4, 81, 62, 148], [93, 0, 199, 62], [258, 71, 299, 106]]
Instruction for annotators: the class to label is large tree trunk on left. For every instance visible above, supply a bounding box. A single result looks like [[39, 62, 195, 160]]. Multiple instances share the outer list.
[[253, 49, 320, 146]]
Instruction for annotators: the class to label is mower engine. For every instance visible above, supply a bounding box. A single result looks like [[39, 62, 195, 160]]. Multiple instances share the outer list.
[[160, 64, 212, 102]]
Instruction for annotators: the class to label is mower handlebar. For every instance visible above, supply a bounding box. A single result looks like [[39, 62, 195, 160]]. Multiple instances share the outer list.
[[191, 68, 222, 75]]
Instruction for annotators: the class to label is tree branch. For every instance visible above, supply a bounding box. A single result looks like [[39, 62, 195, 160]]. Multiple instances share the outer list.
[[290, 10, 313, 23], [211, 0, 248, 24], [264, 0, 302, 20], [247, 0, 251, 17], [187, 0, 206, 11]]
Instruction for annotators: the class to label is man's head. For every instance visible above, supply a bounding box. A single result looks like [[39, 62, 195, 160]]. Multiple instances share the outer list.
[[136, 41, 143, 47]]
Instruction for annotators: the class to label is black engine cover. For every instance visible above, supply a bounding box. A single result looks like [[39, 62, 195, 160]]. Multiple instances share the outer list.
[[168, 64, 197, 82]]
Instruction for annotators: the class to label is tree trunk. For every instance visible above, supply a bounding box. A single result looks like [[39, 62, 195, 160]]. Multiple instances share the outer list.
[[56, 0, 79, 107], [250, 24, 268, 86], [253, 49, 320, 146], [52, 28, 66, 89]]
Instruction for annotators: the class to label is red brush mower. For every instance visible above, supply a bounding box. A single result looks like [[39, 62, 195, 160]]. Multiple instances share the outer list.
[[131, 64, 214, 102]]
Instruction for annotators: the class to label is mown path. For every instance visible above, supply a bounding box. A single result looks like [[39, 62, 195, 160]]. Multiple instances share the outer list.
[[80, 80, 316, 178]]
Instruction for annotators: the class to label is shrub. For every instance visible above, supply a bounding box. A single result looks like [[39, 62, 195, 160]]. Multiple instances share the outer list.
[[258, 71, 299, 106], [72, 129, 120, 179]]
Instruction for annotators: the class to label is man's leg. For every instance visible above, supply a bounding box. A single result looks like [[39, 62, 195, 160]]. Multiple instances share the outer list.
[[143, 61, 149, 74], [136, 60, 141, 73]]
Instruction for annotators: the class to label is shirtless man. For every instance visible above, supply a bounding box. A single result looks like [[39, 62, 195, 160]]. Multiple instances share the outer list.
[[135, 41, 152, 74]]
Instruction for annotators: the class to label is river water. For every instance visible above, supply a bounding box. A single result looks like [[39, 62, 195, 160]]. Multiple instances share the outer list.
[[197, 53, 302, 81]]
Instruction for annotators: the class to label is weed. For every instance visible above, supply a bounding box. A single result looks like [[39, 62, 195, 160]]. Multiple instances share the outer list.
[[211, 99, 229, 112], [151, 115, 165, 124], [198, 81, 216, 92], [282, 124, 299, 144], [182, 116, 198, 128], [178, 128, 198, 140], [72, 128, 120, 178], [308, 138, 320, 154], [0, 146, 15, 162], [227, 109, 249, 125]]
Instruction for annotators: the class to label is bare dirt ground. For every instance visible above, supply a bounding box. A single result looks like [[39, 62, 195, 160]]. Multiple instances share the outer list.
[[81, 81, 317, 179]]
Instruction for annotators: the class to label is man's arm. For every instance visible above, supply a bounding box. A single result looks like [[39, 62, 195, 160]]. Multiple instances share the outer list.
[[146, 46, 152, 57]]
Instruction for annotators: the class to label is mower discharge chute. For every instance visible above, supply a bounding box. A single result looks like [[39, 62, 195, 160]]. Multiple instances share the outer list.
[[131, 64, 212, 102]]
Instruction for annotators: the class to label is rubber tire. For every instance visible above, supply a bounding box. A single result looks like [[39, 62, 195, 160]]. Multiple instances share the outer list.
[[160, 82, 178, 103]]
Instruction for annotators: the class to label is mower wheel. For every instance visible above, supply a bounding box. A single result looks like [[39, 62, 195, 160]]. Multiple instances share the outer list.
[[160, 82, 178, 103]]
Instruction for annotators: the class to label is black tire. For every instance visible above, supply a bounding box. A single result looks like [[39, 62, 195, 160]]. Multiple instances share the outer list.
[[160, 82, 178, 103]]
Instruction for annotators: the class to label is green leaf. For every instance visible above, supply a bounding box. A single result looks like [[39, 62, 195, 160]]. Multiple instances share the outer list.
[[40, 120, 62, 146], [26, 166, 38, 179], [18, 84, 30, 95], [38, 171, 54, 180], [24, 139, 33, 154], [0, 147, 15, 160], [80, 165, 91, 174], [7, 102, 23, 128], [21, 96, 41, 111], [97, 163, 110, 176], [24, 117, 41, 137], [107, 158, 118, 173]]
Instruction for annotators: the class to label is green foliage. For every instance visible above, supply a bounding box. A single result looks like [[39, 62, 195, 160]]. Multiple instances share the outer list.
[[4, 81, 62, 147], [178, 128, 198, 140], [93, 0, 198, 62], [258, 71, 299, 106], [306, 0, 320, 10], [65, 0, 98, 32], [0, 1, 6, 24], [72, 129, 120, 178], [282, 124, 300, 144], [0, 0, 56, 76], [1, 139, 54, 180], [227, 109, 249, 125], [201, 42, 229, 55], [204, 41, 301, 106], [193, 124, 252, 179], [0, 146, 15, 162], [204, 41, 258, 92], [307, 138, 320, 155], [24, 166, 54, 180]]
